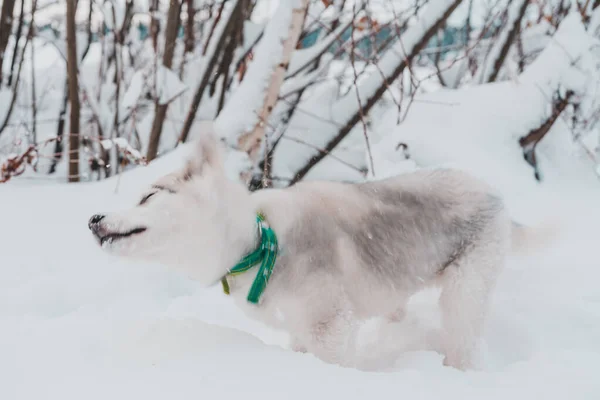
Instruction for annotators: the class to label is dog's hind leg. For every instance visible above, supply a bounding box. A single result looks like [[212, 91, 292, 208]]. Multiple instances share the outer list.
[[385, 294, 410, 323], [386, 307, 407, 323], [437, 235, 507, 370]]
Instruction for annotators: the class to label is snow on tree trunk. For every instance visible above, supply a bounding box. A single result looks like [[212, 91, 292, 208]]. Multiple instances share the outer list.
[[235, 1, 307, 175], [473, 0, 529, 84], [214, 0, 309, 183], [288, 0, 464, 184], [66, 0, 81, 182]]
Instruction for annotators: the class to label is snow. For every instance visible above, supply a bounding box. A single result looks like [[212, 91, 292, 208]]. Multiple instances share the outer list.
[[3, 130, 600, 399], [155, 65, 188, 106], [520, 12, 599, 94], [103, 0, 128, 30], [100, 137, 146, 164], [122, 69, 146, 109], [369, 81, 599, 208]]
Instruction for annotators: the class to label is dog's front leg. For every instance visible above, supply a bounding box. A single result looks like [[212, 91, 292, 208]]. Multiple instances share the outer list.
[[302, 311, 359, 367]]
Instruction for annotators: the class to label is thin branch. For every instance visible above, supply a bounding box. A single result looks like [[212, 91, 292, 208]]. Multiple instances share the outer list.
[[350, 2, 375, 176], [30, 0, 38, 144], [519, 89, 574, 181]]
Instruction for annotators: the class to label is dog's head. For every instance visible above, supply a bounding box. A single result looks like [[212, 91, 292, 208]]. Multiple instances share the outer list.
[[88, 130, 255, 286]]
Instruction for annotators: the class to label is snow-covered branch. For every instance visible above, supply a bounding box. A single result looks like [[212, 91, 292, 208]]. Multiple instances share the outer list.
[[215, 0, 310, 182], [289, 0, 464, 184], [473, 0, 530, 83]]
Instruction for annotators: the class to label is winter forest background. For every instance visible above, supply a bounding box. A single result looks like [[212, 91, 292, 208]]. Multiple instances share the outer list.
[[1, 0, 600, 188], [3, 1, 600, 399]]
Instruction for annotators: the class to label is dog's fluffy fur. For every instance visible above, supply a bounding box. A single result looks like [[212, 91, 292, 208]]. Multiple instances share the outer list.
[[88, 131, 541, 371]]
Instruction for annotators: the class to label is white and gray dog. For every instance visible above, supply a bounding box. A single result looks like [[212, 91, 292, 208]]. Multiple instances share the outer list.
[[88, 130, 548, 371]]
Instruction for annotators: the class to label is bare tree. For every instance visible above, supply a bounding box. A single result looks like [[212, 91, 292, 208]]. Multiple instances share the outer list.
[[0, 0, 35, 138], [4, 0, 598, 190], [7, 0, 25, 88], [179, 0, 197, 77], [146, 0, 183, 161], [0, 0, 17, 86], [30, 0, 38, 144], [66, 0, 81, 182], [50, 0, 95, 175]]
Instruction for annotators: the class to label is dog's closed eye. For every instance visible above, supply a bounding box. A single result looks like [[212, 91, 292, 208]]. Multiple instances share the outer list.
[[139, 192, 157, 205]]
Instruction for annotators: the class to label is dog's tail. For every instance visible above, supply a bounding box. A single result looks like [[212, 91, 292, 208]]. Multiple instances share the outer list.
[[510, 218, 561, 255]]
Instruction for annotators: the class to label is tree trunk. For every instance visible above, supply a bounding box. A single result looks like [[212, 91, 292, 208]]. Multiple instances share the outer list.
[[179, 0, 196, 78], [150, 0, 160, 51], [178, 0, 245, 144], [7, 0, 25, 88], [66, 0, 80, 182], [30, 0, 38, 144], [49, 81, 68, 174], [0, 0, 17, 86], [146, 0, 182, 161], [0, 5, 33, 138], [184, 0, 196, 53]]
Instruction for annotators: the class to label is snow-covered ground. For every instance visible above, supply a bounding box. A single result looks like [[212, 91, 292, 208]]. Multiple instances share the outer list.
[[2, 136, 600, 400]]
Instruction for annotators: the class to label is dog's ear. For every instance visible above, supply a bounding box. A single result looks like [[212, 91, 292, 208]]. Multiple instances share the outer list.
[[183, 125, 224, 179]]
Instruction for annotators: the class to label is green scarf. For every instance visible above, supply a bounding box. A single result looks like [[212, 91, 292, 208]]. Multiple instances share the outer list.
[[220, 213, 278, 304]]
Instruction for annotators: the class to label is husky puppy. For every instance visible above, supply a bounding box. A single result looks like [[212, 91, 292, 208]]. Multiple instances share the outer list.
[[88, 130, 525, 371]]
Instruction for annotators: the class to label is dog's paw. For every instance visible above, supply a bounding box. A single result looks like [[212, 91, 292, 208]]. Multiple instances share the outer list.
[[290, 339, 307, 353], [442, 350, 482, 371]]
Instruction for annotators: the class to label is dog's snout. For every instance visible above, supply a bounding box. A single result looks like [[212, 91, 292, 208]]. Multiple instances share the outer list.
[[88, 214, 106, 231]]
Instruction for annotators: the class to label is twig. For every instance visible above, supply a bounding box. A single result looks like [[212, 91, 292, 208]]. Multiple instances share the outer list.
[[519, 89, 574, 180], [281, 136, 367, 175], [350, 3, 375, 177], [30, 0, 38, 144]]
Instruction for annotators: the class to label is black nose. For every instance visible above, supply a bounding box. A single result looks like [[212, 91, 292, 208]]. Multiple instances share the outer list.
[[88, 214, 105, 231]]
